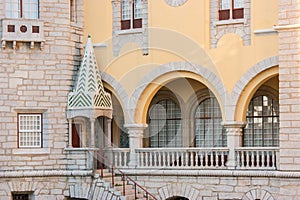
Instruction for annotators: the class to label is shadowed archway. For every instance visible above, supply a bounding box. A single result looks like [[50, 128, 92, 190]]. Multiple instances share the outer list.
[[166, 197, 189, 200]]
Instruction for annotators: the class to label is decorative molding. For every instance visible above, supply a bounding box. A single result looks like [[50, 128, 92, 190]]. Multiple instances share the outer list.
[[254, 28, 277, 35], [164, 0, 189, 7], [0, 170, 93, 178], [273, 24, 300, 31], [121, 169, 300, 178]]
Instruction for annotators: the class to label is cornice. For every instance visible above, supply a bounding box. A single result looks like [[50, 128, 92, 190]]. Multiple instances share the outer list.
[[0, 170, 93, 178]]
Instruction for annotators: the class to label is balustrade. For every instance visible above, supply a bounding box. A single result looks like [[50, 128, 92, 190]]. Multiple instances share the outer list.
[[135, 148, 229, 169], [235, 147, 279, 170]]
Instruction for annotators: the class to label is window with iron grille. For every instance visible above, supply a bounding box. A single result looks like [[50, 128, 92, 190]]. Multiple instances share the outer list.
[[18, 114, 42, 148], [244, 95, 279, 147], [219, 0, 244, 20], [121, 0, 143, 30], [12, 192, 34, 200], [149, 99, 182, 148], [194, 97, 226, 147]]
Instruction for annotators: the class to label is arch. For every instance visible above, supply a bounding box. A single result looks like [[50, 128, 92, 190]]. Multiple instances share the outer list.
[[166, 196, 189, 200], [132, 62, 227, 124], [101, 72, 129, 120], [228, 56, 278, 122], [158, 183, 200, 200], [242, 188, 275, 200]]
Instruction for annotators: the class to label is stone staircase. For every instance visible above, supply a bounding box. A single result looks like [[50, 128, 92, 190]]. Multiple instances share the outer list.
[[90, 169, 151, 200]]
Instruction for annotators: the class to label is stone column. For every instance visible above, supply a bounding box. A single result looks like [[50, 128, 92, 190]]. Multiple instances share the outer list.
[[90, 118, 95, 148], [68, 119, 73, 148], [223, 121, 245, 169], [124, 123, 148, 168], [106, 118, 112, 148]]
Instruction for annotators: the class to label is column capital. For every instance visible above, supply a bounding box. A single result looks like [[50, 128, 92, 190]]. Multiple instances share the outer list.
[[222, 121, 246, 128], [124, 123, 148, 134]]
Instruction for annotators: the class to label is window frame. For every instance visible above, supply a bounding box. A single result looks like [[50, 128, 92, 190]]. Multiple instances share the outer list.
[[219, 0, 244, 20], [17, 113, 43, 148], [12, 191, 34, 200], [6, 0, 39, 19], [121, 0, 143, 30], [148, 98, 182, 148], [244, 95, 279, 147], [194, 97, 226, 147]]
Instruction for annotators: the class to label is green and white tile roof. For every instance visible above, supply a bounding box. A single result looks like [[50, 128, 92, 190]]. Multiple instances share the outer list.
[[67, 35, 112, 112]]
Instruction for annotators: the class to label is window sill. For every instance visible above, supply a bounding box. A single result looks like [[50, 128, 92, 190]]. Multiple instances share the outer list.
[[13, 148, 50, 155], [116, 28, 144, 35], [64, 147, 99, 151], [214, 18, 246, 27]]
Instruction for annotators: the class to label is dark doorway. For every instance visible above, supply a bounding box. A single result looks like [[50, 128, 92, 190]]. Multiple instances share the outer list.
[[166, 197, 189, 200]]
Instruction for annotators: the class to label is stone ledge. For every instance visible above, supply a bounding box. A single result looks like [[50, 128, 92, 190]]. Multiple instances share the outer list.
[[120, 169, 300, 178], [0, 170, 93, 178]]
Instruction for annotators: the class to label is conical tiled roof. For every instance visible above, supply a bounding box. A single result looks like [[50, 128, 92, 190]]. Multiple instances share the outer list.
[[67, 35, 112, 119]]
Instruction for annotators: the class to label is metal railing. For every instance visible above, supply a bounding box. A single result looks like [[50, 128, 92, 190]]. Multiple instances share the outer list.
[[95, 149, 157, 200]]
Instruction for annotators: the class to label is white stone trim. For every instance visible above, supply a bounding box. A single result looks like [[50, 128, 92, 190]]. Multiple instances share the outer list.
[[242, 188, 275, 200], [164, 0, 189, 7], [121, 169, 300, 178], [254, 28, 277, 35], [273, 24, 300, 31], [0, 170, 93, 178], [158, 183, 199, 200]]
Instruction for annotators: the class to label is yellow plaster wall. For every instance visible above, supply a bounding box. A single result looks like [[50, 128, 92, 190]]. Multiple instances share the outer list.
[[84, 0, 278, 109]]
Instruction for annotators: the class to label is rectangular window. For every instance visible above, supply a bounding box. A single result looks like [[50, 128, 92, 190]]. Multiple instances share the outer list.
[[219, 0, 244, 20], [121, 0, 142, 30], [6, 0, 39, 19], [12, 192, 34, 200], [70, 0, 76, 22], [18, 114, 42, 148]]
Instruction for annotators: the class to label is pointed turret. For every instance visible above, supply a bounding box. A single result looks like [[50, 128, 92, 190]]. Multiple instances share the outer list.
[[67, 35, 112, 119]]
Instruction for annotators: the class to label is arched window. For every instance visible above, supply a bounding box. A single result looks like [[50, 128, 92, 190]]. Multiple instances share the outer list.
[[244, 95, 279, 147], [149, 99, 182, 147], [194, 97, 226, 147]]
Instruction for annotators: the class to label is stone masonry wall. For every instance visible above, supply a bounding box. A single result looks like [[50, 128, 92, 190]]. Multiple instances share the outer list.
[[278, 0, 300, 171], [0, 0, 84, 198], [134, 174, 300, 200]]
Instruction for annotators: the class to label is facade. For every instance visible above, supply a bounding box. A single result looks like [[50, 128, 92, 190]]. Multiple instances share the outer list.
[[0, 0, 300, 199]]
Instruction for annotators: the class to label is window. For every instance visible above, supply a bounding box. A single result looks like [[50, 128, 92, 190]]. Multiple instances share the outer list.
[[244, 95, 279, 147], [194, 97, 226, 147], [70, 0, 77, 22], [219, 0, 244, 20], [12, 192, 33, 200], [6, 0, 39, 19], [18, 114, 42, 148], [149, 99, 182, 148], [121, 0, 143, 30], [72, 123, 81, 148]]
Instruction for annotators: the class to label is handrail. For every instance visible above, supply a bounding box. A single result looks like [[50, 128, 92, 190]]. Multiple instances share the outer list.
[[95, 150, 157, 200]]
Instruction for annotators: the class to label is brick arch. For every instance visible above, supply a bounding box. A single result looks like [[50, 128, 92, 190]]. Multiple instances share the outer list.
[[226, 56, 278, 121], [131, 62, 227, 124], [215, 28, 248, 47], [158, 183, 200, 200]]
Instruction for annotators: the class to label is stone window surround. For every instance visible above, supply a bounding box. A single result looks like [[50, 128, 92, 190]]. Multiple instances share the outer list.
[[13, 108, 50, 155], [112, 0, 148, 56], [210, 0, 251, 48], [164, 0, 189, 7]]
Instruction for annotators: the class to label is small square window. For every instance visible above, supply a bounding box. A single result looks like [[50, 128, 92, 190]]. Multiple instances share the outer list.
[[8, 25, 15, 32]]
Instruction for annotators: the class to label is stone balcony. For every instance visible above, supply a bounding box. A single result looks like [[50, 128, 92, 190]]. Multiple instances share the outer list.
[[1, 18, 45, 50]]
